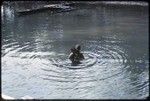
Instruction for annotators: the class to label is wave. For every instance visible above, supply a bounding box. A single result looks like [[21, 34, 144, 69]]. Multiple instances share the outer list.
[[100, 1, 148, 6]]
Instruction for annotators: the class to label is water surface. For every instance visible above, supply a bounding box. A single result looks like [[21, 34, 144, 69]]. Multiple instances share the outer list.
[[2, 2, 149, 99]]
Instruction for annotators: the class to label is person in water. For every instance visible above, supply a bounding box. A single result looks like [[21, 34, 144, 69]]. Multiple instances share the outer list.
[[69, 45, 84, 64], [75, 44, 84, 60]]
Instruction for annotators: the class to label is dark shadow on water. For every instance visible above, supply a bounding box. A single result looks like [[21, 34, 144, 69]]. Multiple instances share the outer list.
[[71, 61, 81, 66]]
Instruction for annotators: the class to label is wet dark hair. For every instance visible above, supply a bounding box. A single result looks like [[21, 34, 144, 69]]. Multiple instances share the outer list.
[[75, 44, 81, 50]]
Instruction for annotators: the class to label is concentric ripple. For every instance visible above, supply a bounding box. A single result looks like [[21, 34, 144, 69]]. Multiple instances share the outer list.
[[2, 3, 148, 98], [49, 52, 97, 69], [2, 36, 149, 99], [40, 41, 129, 83]]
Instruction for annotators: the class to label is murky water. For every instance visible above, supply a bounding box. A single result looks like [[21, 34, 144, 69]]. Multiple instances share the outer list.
[[2, 2, 149, 99]]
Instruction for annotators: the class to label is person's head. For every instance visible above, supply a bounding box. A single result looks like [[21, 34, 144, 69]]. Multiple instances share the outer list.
[[75, 44, 81, 51]]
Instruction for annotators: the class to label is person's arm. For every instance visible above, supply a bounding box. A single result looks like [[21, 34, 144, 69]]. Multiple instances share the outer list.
[[80, 53, 84, 60], [69, 53, 74, 61]]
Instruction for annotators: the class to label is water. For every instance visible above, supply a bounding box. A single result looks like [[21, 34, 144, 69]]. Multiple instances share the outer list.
[[2, 2, 149, 99]]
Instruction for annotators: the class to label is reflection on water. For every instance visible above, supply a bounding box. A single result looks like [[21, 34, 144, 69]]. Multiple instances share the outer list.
[[2, 2, 149, 99]]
